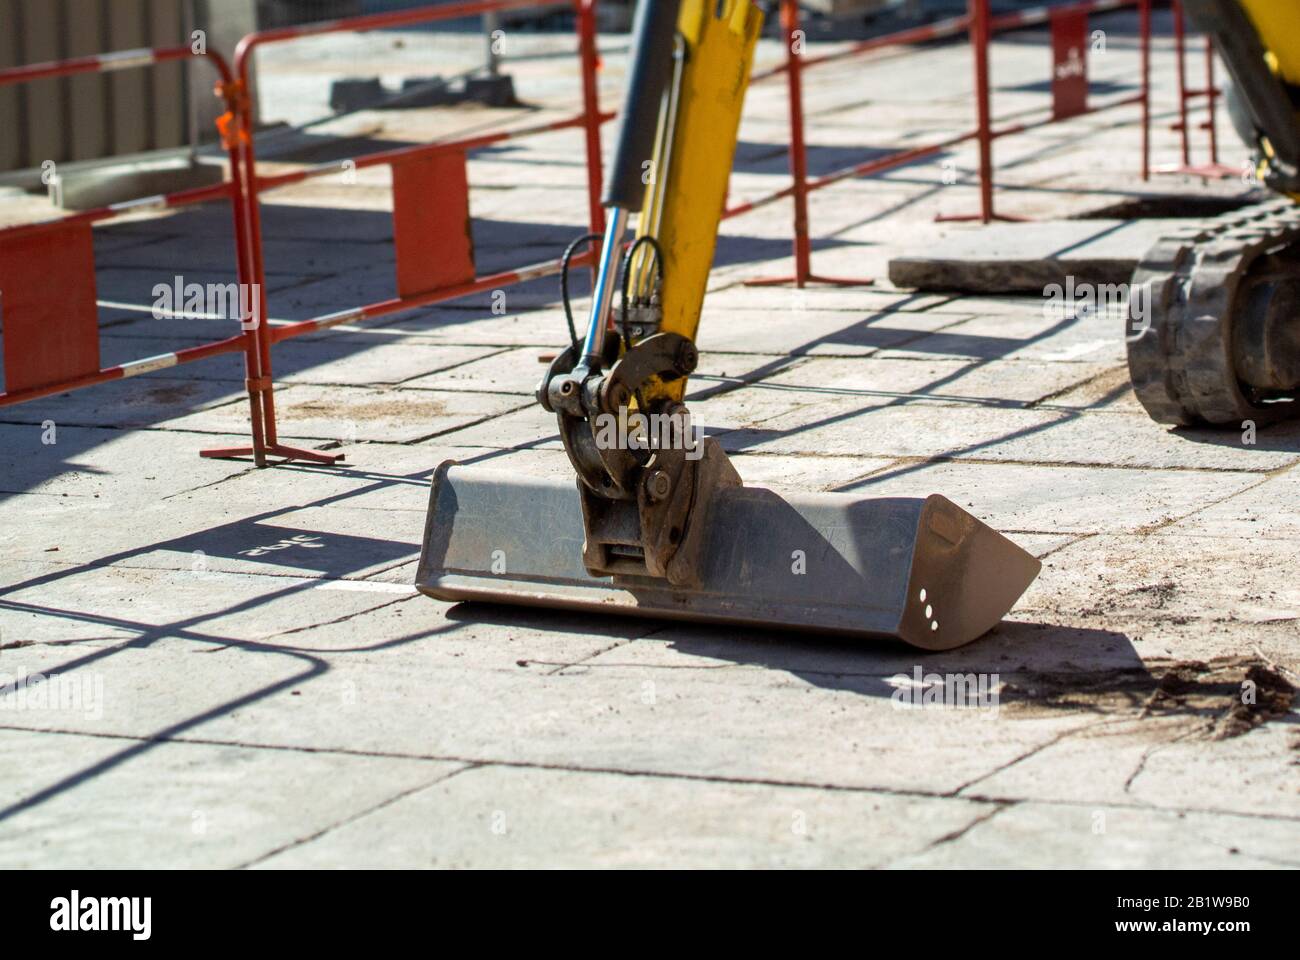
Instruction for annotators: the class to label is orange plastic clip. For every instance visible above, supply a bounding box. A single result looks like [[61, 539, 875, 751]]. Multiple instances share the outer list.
[[214, 79, 252, 149]]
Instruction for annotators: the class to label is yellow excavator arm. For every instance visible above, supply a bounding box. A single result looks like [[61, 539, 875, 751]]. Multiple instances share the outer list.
[[628, 0, 763, 407], [417, 0, 1042, 650]]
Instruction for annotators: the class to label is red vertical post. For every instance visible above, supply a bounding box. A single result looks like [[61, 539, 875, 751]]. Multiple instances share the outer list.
[[743, 0, 874, 287], [782, 0, 812, 286], [210, 77, 268, 466], [576, 0, 605, 238], [972, 0, 995, 224], [205, 46, 342, 466], [935, 0, 1023, 224], [1156, 0, 1233, 179], [1204, 36, 1220, 164], [241, 130, 277, 450], [1173, 0, 1191, 165], [1140, 0, 1151, 180]]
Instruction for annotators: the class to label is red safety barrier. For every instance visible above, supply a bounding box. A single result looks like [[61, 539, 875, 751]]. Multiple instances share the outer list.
[[937, 0, 1152, 223], [1156, 0, 1236, 179], [726, 0, 1153, 287], [724, 0, 977, 287], [204, 0, 610, 466], [0, 45, 271, 457]]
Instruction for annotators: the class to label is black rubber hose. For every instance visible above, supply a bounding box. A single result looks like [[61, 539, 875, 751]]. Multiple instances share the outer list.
[[560, 232, 604, 350], [602, 0, 683, 211], [618, 235, 665, 348]]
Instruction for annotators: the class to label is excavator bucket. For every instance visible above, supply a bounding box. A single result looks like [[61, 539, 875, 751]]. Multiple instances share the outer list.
[[416, 462, 1040, 651], [416, 0, 1040, 650]]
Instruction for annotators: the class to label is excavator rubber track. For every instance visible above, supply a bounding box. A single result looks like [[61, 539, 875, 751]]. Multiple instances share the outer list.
[[1127, 196, 1300, 426]]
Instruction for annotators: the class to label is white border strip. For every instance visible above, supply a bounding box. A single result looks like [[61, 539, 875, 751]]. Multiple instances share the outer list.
[[98, 49, 157, 72], [314, 307, 367, 331], [118, 353, 180, 378]]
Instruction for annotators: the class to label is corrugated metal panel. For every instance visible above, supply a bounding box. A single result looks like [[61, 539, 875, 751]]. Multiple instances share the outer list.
[[0, 0, 191, 173], [67, 0, 109, 162], [109, 0, 152, 155], [20, 0, 66, 166], [150, 0, 186, 150], [257, 1, 362, 29], [0, 0, 21, 171]]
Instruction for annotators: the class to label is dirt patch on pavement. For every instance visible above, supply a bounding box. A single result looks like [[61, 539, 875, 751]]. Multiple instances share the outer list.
[[142, 382, 201, 405], [1073, 579, 1193, 621], [285, 393, 448, 422], [1001, 656, 1295, 739], [1050, 365, 1136, 411]]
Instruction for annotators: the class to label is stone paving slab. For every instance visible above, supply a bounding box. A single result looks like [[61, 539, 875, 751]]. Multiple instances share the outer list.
[[94, 268, 316, 316], [5, 498, 423, 580], [0, 424, 253, 499], [2, 376, 250, 432], [752, 355, 1116, 407], [1166, 467, 1300, 541], [579, 606, 1137, 679], [873, 307, 1129, 364], [98, 233, 395, 278], [962, 722, 1300, 821], [267, 339, 500, 388], [888, 219, 1187, 293], [0, 636, 1086, 798], [1, 562, 418, 649], [425, 402, 563, 451], [0, 729, 463, 869], [251, 765, 996, 869], [395, 347, 540, 394], [890, 802, 1297, 869], [835, 460, 1264, 535], [725, 399, 1300, 472], [694, 306, 972, 357], [1018, 533, 1300, 626], [1040, 364, 1146, 414]]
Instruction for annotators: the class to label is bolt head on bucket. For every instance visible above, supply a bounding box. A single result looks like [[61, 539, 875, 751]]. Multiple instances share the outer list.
[[416, 462, 1041, 650]]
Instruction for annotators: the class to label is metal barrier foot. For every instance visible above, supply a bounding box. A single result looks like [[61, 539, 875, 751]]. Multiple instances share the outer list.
[[742, 273, 874, 288], [1153, 162, 1239, 180], [933, 212, 1027, 224], [200, 443, 345, 467]]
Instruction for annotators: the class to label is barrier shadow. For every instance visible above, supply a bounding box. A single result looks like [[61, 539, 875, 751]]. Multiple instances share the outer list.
[[153, 519, 417, 578], [999, 79, 1137, 97], [733, 139, 954, 178]]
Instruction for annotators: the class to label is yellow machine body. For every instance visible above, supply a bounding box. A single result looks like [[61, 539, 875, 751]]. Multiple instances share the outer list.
[[1239, 0, 1300, 198], [1240, 0, 1300, 84]]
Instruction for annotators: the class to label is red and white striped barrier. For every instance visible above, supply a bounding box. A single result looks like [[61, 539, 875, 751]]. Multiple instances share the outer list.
[[725, 0, 1154, 280], [1156, 0, 1236, 179], [205, 0, 609, 466], [0, 1, 607, 469], [0, 45, 274, 457], [937, 0, 1151, 223]]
